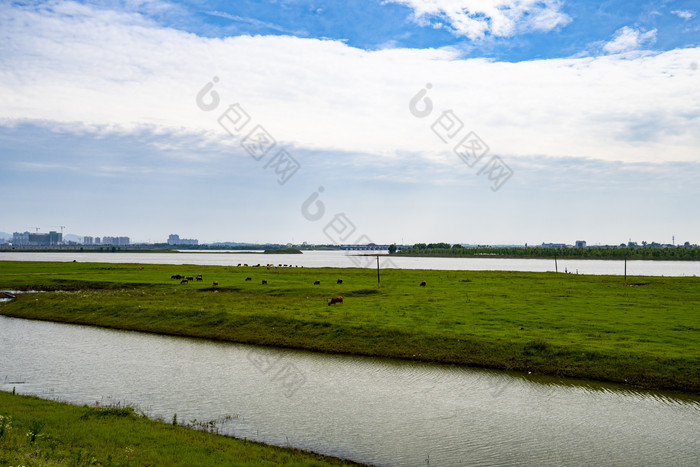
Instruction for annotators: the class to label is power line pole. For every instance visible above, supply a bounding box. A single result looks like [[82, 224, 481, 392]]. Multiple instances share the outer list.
[[376, 255, 381, 289]]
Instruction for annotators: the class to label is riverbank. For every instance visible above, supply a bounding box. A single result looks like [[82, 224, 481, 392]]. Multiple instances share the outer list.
[[0, 261, 698, 392], [0, 390, 360, 466]]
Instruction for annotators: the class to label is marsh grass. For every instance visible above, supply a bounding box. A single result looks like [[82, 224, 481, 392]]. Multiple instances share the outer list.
[[0, 260, 698, 391], [0, 391, 361, 466]]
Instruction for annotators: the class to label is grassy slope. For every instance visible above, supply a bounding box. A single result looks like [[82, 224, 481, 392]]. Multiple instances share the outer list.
[[0, 261, 698, 392], [0, 391, 360, 466]]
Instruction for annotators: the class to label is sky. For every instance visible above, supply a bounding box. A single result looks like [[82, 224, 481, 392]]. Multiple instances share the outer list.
[[1, 0, 699, 246]]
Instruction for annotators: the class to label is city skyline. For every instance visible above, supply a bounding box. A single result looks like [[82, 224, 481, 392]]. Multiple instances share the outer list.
[[0, 228, 693, 249], [1, 1, 699, 245]]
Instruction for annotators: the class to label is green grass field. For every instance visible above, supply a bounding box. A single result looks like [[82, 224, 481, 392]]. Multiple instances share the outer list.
[[0, 390, 360, 466], [1, 260, 698, 392]]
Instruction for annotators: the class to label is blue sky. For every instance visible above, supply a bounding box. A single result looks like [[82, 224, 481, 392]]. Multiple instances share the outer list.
[[1, 0, 699, 245]]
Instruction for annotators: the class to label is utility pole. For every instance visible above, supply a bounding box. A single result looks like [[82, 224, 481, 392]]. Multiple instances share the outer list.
[[376, 255, 381, 289]]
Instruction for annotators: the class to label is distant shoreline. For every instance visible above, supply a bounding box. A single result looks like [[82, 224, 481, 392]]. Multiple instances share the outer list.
[[378, 253, 700, 262]]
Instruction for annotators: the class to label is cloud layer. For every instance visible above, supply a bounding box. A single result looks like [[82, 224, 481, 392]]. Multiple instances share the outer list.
[[1, 0, 699, 168]]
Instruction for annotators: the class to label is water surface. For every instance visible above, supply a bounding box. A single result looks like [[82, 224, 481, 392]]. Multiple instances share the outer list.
[[1, 316, 697, 466], [1, 251, 698, 276]]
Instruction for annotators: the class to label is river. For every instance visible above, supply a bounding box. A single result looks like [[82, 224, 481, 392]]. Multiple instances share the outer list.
[[1, 251, 698, 276], [1, 316, 697, 466]]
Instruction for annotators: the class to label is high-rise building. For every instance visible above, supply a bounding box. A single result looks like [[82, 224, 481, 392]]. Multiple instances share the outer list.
[[168, 234, 198, 246], [102, 236, 130, 246], [12, 232, 30, 245], [13, 231, 62, 246]]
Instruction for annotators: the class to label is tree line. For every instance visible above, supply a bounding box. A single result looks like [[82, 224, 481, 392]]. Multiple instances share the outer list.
[[391, 244, 700, 260]]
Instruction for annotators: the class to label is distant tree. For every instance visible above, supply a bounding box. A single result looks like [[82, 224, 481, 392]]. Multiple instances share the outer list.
[[388, 244, 397, 254]]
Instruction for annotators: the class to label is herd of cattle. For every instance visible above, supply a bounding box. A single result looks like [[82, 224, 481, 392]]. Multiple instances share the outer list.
[[169, 271, 427, 306]]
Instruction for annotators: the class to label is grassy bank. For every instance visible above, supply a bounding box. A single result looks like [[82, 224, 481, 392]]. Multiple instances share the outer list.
[[0, 261, 698, 392], [0, 390, 359, 466]]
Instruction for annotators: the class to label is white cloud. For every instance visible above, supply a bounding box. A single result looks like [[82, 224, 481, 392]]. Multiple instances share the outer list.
[[1, 1, 699, 167], [671, 10, 695, 21], [603, 26, 657, 54], [384, 0, 571, 40]]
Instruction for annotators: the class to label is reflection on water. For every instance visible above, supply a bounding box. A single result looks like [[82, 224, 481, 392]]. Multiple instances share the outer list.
[[1, 250, 699, 276], [0, 315, 698, 466]]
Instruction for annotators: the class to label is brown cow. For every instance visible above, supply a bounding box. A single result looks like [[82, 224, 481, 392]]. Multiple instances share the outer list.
[[328, 296, 343, 305], [186, 276, 194, 281], [337, 278, 343, 284], [196, 274, 203, 281], [314, 280, 321, 285], [171, 274, 183, 279], [180, 279, 188, 284], [245, 277, 252, 281], [212, 281, 219, 286], [262, 279, 267, 285], [420, 280, 426, 286]]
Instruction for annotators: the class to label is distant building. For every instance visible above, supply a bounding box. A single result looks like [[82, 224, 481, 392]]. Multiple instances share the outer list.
[[541, 243, 568, 248], [102, 236, 130, 246], [13, 231, 61, 246], [83, 236, 94, 245], [575, 240, 586, 248], [167, 234, 198, 246], [12, 231, 30, 245]]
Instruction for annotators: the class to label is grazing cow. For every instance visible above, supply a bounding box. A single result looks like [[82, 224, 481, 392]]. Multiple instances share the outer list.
[[196, 274, 203, 281], [212, 281, 219, 286], [314, 280, 321, 285], [171, 274, 183, 280], [186, 276, 194, 281], [137, 267, 144, 270], [337, 278, 343, 284], [180, 279, 188, 284], [328, 296, 343, 305], [245, 277, 252, 281], [420, 280, 426, 286], [237, 263, 241, 267], [244, 264, 249, 267], [262, 279, 268, 285]]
